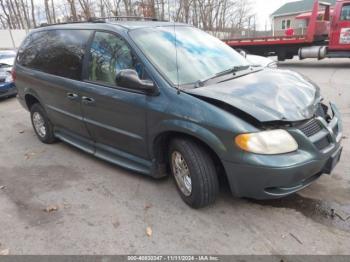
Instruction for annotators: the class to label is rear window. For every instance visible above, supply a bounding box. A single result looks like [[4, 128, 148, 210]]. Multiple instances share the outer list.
[[17, 29, 91, 80]]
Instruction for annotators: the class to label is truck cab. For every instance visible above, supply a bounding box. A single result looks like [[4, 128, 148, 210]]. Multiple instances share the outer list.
[[330, 0, 350, 50], [224, 0, 350, 61]]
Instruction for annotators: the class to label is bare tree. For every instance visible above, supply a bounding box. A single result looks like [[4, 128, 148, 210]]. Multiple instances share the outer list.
[[101, 0, 120, 16], [20, 0, 31, 28], [51, 0, 57, 23], [8, 0, 21, 28], [0, 0, 255, 37], [30, 0, 36, 27], [78, 0, 95, 19], [14, 0, 26, 28], [122, 0, 132, 16], [67, 0, 78, 21], [44, 0, 52, 23], [0, 0, 13, 28], [0, 14, 6, 28]]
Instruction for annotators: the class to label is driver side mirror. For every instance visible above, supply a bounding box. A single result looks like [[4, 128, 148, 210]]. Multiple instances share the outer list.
[[115, 69, 156, 94]]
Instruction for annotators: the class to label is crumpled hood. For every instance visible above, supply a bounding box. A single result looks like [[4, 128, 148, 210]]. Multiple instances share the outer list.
[[185, 69, 321, 122]]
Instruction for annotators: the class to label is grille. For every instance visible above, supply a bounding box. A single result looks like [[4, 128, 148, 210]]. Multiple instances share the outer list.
[[299, 119, 323, 137], [314, 136, 331, 150]]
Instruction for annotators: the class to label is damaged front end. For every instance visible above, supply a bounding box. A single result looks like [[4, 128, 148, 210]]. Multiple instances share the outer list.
[[294, 102, 343, 162], [218, 101, 343, 199], [182, 67, 343, 198], [261, 101, 343, 150]]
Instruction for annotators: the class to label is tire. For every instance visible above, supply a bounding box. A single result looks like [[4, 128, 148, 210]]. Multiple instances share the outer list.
[[277, 54, 285, 61], [169, 138, 219, 208], [30, 103, 56, 144], [286, 53, 294, 59]]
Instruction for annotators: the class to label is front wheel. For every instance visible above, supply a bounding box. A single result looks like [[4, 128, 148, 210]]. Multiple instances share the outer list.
[[169, 138, 219, 208]]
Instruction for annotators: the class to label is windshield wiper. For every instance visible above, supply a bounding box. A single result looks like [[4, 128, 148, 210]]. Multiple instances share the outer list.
[[195, 65, 251, 87], [215, 65, 251, 77]]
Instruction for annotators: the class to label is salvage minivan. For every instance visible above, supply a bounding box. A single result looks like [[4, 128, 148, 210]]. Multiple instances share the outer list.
[[14, 19, 343, 208]]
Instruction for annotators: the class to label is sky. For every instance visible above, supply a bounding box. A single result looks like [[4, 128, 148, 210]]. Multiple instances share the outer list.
[[254, 0, 296, 30]]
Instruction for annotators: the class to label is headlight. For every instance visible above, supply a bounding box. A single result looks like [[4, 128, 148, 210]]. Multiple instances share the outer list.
[[235, 129, 298, 154], [5, 71, 13, 83]]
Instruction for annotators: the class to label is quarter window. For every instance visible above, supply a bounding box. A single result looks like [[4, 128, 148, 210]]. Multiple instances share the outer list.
[[88, 31, 147, 86], [341, 4, 350, 21], [17, 30, 91, 80]]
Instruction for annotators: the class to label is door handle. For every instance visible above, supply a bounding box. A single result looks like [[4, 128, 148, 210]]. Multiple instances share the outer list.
[[82, 96, 95, 104], [67, 92, 79, 100]]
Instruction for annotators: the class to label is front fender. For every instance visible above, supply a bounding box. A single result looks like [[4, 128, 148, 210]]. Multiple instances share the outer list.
[[150, 119, 229, 159]]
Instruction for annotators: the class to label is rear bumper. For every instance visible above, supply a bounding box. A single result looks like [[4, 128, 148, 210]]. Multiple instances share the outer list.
[[0, 82, 17, 98]]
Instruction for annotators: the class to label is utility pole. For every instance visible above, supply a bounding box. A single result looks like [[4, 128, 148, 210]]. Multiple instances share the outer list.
[[254, 15, 256, 37], [8, 28, 16, 48], [248, 16, 251, 37]]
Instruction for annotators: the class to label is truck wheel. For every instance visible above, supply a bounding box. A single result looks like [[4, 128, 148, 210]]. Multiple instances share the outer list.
[[277, 54, 285, 61], [30, 103, 56, 144], [169, 138, 219, 208]]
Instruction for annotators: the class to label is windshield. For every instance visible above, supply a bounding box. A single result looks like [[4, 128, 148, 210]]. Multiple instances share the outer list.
[[130, 26, 249, 86]]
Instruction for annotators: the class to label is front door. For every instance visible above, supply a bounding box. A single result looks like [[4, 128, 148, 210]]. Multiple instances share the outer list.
[[330, 2, 350, 50], [80, 31, 150, 159]]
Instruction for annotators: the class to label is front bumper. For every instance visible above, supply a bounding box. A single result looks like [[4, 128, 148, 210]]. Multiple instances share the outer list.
[[223, 103, 343, 199], [0, 82, 17, 98]]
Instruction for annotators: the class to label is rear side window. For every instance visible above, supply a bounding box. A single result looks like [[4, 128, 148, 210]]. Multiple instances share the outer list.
[[17, 30, 91, 80]]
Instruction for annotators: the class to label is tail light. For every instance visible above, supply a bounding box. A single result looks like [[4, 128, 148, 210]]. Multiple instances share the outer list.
[[11, 67, 16, 82], [5, 71, 13, 83]]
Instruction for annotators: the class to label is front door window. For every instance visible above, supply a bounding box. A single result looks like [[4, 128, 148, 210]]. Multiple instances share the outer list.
[[88, 32, 148, 87]]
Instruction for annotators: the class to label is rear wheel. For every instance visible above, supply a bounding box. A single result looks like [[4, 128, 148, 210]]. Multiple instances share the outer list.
[[30, 103, 56, 144], [169, 138, 219, 208], [286, 53, 294, 59]]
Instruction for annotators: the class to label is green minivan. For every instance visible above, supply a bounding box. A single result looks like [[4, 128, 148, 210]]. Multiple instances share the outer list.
[[14, 19, 343, 208]]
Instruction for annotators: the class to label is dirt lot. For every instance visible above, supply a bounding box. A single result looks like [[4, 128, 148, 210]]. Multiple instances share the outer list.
[[0, 58, 349, 255]]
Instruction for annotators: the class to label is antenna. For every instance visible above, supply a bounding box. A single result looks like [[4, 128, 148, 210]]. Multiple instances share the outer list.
[[173, 21, 181, 95]]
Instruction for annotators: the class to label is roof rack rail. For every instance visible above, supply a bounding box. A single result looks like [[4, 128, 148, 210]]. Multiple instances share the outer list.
[[38, 19, 105, 28], [93, 16, 159, 21], [37, 16, 164, 28]]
